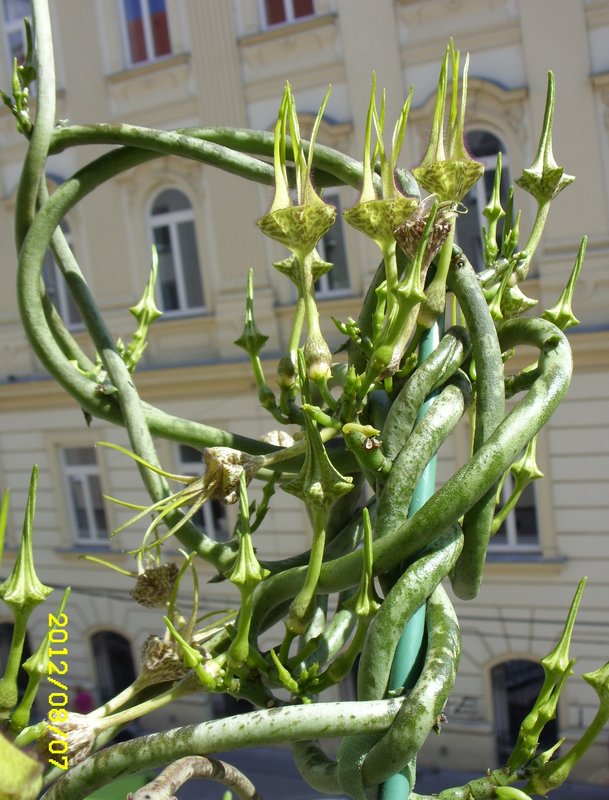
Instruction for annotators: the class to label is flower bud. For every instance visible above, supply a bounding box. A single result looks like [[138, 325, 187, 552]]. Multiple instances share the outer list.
[[277, 355, 297, 390], [304, 335, 332, 382]]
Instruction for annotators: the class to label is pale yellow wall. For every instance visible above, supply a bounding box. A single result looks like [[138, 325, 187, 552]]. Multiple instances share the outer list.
[[0, 0, 608, 782]]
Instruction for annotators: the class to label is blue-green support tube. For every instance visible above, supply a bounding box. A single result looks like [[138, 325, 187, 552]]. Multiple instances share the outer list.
[[379, 322, 441, 800]]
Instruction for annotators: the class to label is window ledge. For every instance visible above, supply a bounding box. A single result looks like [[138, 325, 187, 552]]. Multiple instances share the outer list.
[[239, 13, 337, 46], [158, 307, 211, 321], [107, 52, 191, 85], [485, 552, 567, 577], [55, 544, 122, 557]]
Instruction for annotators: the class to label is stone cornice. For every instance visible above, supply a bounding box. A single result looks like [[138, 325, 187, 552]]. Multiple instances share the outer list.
[[2, 327, 605, 413], [237, 13, 337, 47]]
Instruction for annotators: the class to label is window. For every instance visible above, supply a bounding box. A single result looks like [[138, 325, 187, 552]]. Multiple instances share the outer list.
[[3, 0, 29, 71], [91, 631, 136, 704], [316, 193, 350, 297], [41, 220, 82, 329], [149, 189, 205, 314], [62, 447, 108, 544], [458, 130, 510, 271], [492, 659, 558, 765], [177, 445, 230, 541], [121, 0, 171, 65], [260, 0, 315, 28], [489, 476, 540, 553]]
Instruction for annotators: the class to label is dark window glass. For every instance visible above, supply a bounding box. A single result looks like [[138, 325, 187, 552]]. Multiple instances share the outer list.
[[293, 0, 314, 18], [123, 0, 170, 63], [124, 0, 147, 63], [149, 0, 170, 56], [264, 0, 287, 25], [492, 660, 558, 765], [91, 631, 136, 704], [459, 130, 509, 272], [150, 189, 205, 312], [314, 194, 350, 295]]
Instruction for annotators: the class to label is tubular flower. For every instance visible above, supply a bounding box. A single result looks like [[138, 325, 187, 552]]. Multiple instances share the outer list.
[[413, 42, 484, 203]]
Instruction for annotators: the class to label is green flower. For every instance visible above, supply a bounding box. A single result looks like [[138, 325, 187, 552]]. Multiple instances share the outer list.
[[0, 467, 52, 615], [413, 42, 484, 203], [516, 72, 574, 203], [344, 74, 418, 250], [257, 83, 335, 260]]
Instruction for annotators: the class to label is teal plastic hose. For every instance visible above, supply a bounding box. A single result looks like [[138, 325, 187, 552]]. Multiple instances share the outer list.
[[379, 321, 441, 800]]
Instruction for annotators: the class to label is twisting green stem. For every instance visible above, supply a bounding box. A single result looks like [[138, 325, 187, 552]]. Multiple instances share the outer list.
[[519, 200, 551, 278], [448, 251, 505, 600], [362, 584, 461, 787], [14, 0, 55, 248], [250, 314, 569, 628], [41, 698, 406, 800], [49, 124, 402, 194], [357, 527, 463, 703], [381, 326, 471, 461]]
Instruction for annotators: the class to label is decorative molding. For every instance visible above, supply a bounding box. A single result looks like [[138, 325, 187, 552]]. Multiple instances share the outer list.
[[114, 155, 206, 210], [585, 0, 609, 30], [591, 71, 609, 131], [106, 52, 191, 84], [238, 13, 337, 47], [400, 23, 521, 68], [244, 62, 347, 103], [397, 1, 520, 64], [239, 14, 342, 99], [410, 77, 528, 154], [106, 53, 193, 119]]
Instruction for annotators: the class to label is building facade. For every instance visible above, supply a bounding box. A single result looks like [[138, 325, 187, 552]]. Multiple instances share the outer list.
[[0, 0, 608, 782]]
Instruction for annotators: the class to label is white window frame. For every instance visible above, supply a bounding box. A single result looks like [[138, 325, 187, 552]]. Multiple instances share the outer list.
[[41, 222, 82, 330], [148, 190, 205, 315], [458, 130, 511, 271], [2, 0, 30, 79], [488, 473, 540, 554], [315, 191, 351, 299], [62, 447, 109, 545], [118, 0, 171, 67], [177, 446, 229, 541], [258, 0, 316, 29]]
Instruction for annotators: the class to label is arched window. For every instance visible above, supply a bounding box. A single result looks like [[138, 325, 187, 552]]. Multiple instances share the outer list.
[[491, 659, 558, 765], [458, 130, 510, 272], [91, 631, 136, 704], [149, 188, 205, 314]]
